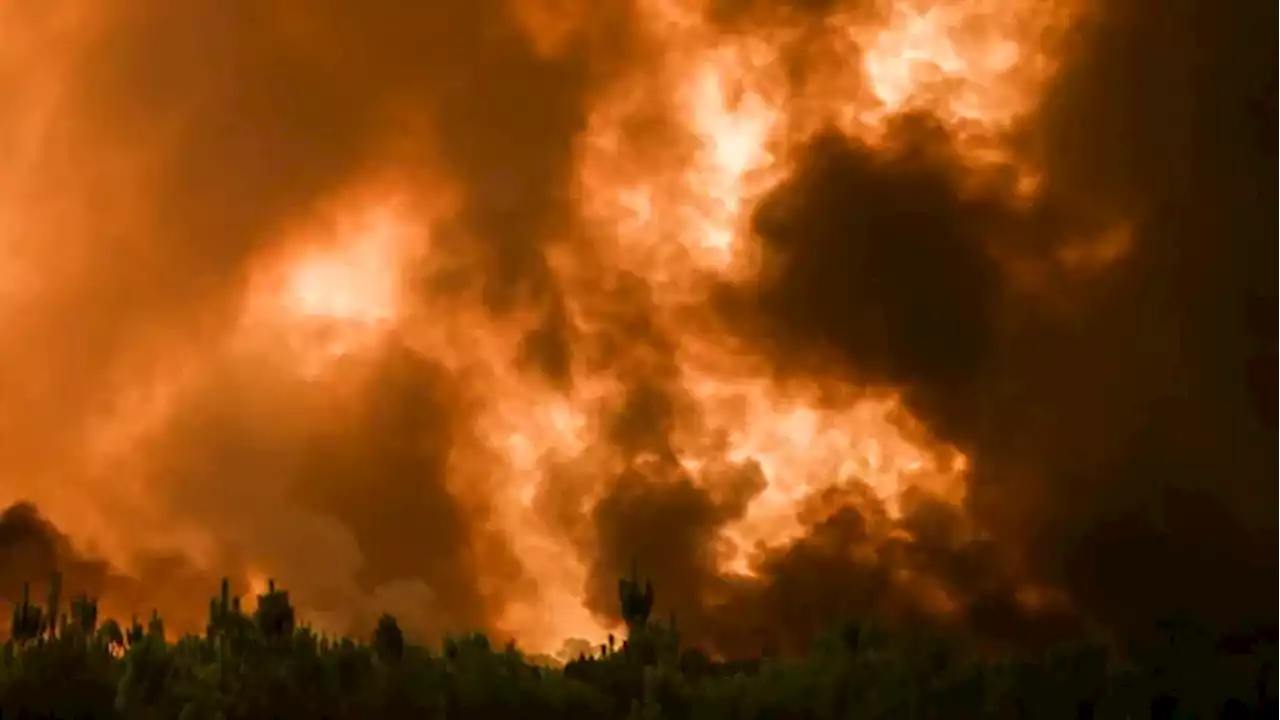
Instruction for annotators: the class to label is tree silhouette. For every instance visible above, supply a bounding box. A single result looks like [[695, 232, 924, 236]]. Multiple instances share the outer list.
[[9, 582, 43, 645], [0, 570, 1266, 718], [252, 579, 295, 644], [372, 613, 405, 663], [618, 558, 654, 637]]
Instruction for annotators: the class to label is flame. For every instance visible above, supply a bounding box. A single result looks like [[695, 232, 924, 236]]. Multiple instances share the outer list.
[[0, 0, 1089, 655]]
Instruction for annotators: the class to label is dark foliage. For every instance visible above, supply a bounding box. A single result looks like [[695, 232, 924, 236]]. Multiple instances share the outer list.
[[0, 572, 1272, 719]]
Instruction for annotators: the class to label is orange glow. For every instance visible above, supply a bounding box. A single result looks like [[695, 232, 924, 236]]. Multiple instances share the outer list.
[[0, 0, 1091, 655], [240, 188, 427, 379], [277, 223, 401, 326]]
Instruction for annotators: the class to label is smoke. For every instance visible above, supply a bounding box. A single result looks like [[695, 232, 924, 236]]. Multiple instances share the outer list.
[[0, 0, 613, 644], [748, 119, 1008, 440], [0, 0, 1272, 657], [722, 0, 1276, 648], [991, 0, 1276, 644], [574, 0, 1275, 654]]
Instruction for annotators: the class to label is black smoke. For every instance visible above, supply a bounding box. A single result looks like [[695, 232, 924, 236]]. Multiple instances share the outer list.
[[579, 0, 1275, 656], [745, 0, 1274, 650]]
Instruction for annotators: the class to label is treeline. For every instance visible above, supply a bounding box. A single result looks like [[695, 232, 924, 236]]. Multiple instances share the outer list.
[[0, 568, 1273, 719]]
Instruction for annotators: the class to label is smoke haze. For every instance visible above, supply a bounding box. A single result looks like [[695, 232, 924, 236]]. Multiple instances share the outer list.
[[0, 0, 1273, 657]]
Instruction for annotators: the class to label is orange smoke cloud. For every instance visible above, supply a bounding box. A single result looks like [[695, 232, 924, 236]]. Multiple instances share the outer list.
[[0, 0, 1272, 659], [0, 0, 1076, 650]]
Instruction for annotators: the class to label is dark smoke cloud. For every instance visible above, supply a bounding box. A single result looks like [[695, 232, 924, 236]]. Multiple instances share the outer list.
[[0, 503, 110, 604], [0, 503, 221, 635], [750, 117, 1008, 441], [292, 342, 500, 634], [996, 0, 1277, 644], [697, 0, 1273, 651], [575, 0, 1274, 657]]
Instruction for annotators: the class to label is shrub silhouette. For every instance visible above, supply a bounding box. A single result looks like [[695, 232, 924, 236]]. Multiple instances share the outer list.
[[0, 571, 1270, 719]]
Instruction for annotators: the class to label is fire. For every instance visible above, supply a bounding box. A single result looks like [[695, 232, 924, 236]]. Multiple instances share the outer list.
[[517, 0, 1071, 637], [172, 0, 1069, 649], [0, 0, 1087, 656]]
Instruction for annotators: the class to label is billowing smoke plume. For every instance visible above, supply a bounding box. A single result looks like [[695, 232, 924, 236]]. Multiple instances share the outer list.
[[0, 0, 1272, 657], [0, 0, 618, 647], [567, 0, 1277, 654], [772, 0, 1277, 644]]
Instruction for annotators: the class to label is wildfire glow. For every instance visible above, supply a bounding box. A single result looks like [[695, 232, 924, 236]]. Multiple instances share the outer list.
[[0, 0, 1088, 656], [238, 187, 434, 380]]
